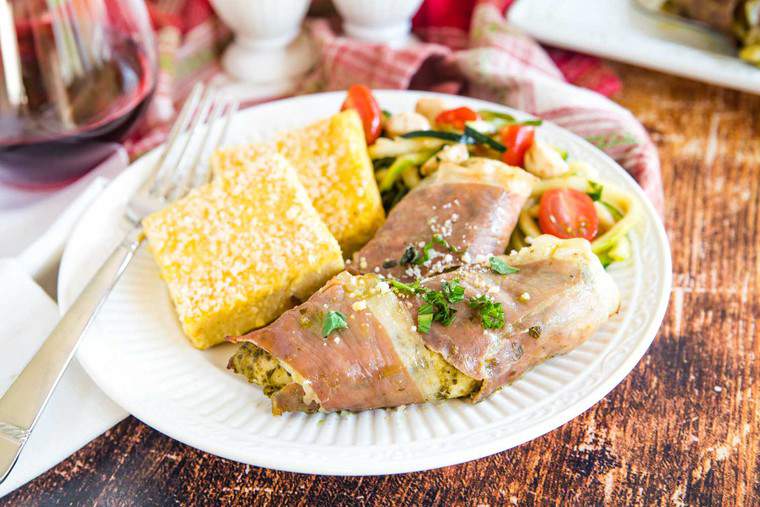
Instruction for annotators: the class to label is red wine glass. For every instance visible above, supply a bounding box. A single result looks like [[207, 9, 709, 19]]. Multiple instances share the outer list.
[[0, 0, 157, 187]]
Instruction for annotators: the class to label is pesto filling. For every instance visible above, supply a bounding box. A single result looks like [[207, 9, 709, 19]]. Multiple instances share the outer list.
[[228, 343, 292, 397], [229, 341, 479, 402]]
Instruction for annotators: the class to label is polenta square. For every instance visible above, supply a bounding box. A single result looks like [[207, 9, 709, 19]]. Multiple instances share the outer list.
[[143, 151, 344, 350], [213, 110, 385, 256]]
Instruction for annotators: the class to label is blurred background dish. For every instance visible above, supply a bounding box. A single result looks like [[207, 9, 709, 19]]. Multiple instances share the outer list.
[[209, 0, 314, 97], [332, 0, 424, 46], [509, 0, 760, 94]]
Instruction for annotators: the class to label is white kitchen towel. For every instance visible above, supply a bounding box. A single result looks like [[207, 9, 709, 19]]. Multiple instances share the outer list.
[[0, 171, 130, 498], [0, 259, 127, 499], [0, 148, 129, 260]]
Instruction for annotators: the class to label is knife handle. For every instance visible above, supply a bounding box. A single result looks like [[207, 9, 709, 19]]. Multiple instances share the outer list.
[[0, 226, 142, 485]]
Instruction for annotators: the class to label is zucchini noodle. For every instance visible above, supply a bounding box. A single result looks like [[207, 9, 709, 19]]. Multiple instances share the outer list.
[[379, 151, 435, 192]]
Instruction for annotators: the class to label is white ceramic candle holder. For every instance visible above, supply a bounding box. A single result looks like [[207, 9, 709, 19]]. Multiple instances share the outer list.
[[210, 0, 314, 98], [332, 0, 424, 47]]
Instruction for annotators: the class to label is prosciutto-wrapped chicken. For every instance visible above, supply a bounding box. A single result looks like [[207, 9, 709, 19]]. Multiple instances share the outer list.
[[228, 236, 620, 414], [350, 158, 536, 281]]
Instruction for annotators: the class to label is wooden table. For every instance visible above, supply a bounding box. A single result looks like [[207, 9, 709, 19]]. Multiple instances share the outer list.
[[2, 63, 758, 506]]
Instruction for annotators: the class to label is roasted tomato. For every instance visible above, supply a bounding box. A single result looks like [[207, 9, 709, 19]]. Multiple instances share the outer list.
[[499, 125, 535, 167], [435, 107, 479, 130], [341, 84, 383, 144], [538, 188, 599, 241]]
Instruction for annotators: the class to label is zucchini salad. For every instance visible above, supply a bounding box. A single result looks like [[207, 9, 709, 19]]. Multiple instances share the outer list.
[[354, 87, 641, 268]]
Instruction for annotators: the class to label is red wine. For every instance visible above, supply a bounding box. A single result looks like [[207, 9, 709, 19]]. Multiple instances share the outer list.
[[0, 21, 156, 187]]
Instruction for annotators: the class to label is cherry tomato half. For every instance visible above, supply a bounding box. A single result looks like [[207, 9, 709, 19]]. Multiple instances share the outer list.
[[435, 107, 479, 130], [499, 125, 535, 167], [538, 188, 599, 241], [341, 84, 382, 144]]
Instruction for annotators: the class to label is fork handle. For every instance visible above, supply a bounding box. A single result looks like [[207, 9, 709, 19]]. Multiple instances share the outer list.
[[0, 225, 143, 485]]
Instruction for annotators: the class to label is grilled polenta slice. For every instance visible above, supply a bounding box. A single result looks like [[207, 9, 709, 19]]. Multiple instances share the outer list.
[[213, 110, 385, 256], [143, 151, 344, 350]]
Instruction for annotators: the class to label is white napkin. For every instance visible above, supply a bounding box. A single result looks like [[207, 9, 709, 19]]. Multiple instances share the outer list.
[[0, 162, 129, 498], [0, 149, 128, 261]]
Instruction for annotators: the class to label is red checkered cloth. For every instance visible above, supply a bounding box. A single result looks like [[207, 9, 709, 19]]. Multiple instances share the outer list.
[[135, 0, 663, 213]]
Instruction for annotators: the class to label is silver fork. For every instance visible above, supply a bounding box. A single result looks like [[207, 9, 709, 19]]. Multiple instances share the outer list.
[[0, 83, 238, 485]]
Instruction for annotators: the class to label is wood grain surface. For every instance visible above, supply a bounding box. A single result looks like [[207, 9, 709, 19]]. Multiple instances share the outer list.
[[2, 63, 758, 506]]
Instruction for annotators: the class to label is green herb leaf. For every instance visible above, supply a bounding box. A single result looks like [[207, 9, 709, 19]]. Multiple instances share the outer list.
[[422, 290, 458, 326], [528, 325, 542, 339], [381, 109, 392, 118], [414, 234, 461, 266], [322, 311, 348, 337], [441, 279, 465, 303], [417, 304, 435, 333], [415, 242, 433, 265], [587, 181, 604, 201], [468, 295, 505, 329], [489, 256, 519, 275], [400, 245, 420, 265], [389, 279, 422, 295], [518, 119, 543, 126]]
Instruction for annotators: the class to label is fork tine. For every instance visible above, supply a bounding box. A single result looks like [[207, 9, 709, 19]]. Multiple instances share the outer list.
[[141, 83, 204, 194], [155, 87, 216, 200], [176, 96, 228, 195], [218, 100, 239, 151], [195, 99, 239, 186]]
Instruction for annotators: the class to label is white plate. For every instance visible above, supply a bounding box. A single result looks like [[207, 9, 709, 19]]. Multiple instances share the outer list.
[[59, 91, 671, 475], [510, 0, 760, 95]]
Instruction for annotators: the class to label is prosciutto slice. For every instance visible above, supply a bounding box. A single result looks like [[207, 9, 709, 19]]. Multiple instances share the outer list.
[[228, 236, 619, 414], [413, 235, 620, 400], [350, 159, 535, 280], [228, 273, 426, 414]]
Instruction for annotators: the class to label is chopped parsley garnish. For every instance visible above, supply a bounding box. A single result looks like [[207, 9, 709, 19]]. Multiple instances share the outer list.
[[381, 109, 392, 118], [441, 279, 465, 303], [528, 325, 542, 339], [489, 256, 519, 275], [587, 181, 603, 201], [468, 295, 505, 329], [397, 279, 462, 332], [389, 279, 423, 295], [417, 306, 434, 333], [422, 290, 458, 326], [399, 245, 420, 265], [414, 234, 461, 266], [321, 310, 348, 338]]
